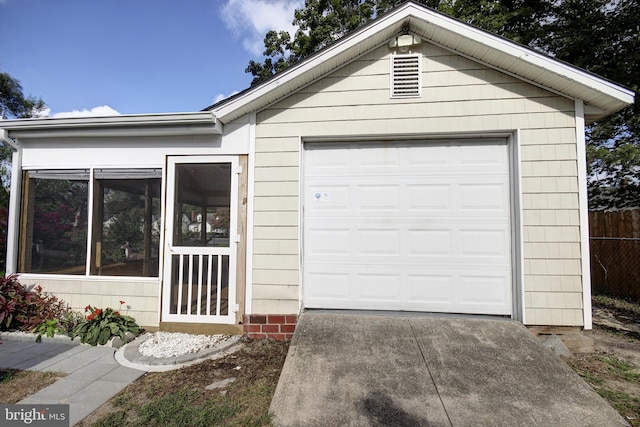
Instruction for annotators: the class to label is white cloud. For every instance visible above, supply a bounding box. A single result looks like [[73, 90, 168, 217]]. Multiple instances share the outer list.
[[221, 0, 303, 57], [34, 106, 51, 118], [51, 105, 121, 118], [213, 91, 239, 104]]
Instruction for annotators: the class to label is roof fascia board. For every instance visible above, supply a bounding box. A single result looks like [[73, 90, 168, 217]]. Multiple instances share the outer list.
[[0, 111, 221, 138], [414, 7, 634, 105]]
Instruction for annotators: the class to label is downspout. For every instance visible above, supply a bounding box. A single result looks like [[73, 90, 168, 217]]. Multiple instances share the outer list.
[[0, 129, 22, 275]]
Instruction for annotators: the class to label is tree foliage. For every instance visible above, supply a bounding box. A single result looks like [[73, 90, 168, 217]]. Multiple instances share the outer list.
[[0, 71, 46, 200], [0, 72, 45, 120], [538, 0, 640, 209], [246, 0, 639, 209], [246, 1, 439, 85]]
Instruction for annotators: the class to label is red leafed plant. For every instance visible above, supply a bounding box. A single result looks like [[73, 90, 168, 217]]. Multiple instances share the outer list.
[[0, 274, 70, 332]]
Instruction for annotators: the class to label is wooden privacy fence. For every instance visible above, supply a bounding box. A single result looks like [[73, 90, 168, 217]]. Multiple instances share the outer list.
[[589, 209, 640, 302]]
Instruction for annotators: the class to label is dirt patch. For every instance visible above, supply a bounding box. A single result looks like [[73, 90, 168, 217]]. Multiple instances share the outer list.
[[0, 369, 66, 404], [76, 337, 289, 426], [563, 298, 640, 425]]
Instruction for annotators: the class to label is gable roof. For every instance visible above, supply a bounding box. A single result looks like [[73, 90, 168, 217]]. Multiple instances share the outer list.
[[209, 1, 634, 124]]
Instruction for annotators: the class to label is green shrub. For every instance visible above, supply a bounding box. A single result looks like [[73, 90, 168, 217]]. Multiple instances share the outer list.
[[71, 303, 139, 346]]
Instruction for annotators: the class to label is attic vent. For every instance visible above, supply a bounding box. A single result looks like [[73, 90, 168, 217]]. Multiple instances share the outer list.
[[390, 54, 421, 98]]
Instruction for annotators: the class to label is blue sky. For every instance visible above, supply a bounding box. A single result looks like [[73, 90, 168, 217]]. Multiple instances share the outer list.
[[0, 0, 302, 117]]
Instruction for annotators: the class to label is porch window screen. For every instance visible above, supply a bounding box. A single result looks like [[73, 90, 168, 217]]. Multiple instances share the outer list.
[[91, 169, 162, 277], [19, 170, 90, 275], [19, 168, 161, 277]]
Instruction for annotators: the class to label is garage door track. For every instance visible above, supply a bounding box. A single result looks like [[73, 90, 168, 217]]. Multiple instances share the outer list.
[[270, 312, 627, 426]]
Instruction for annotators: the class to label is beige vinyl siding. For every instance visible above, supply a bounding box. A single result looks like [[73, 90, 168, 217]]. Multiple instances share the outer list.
[[20, 277, 160, 327], [252, 41, 583, 325], [252, 133, 300, 313]]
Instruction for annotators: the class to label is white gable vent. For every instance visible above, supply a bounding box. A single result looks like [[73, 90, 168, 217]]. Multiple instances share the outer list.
[[390, 54, 422, 98]]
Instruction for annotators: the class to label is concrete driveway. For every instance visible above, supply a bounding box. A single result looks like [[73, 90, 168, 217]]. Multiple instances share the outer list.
[[270, 312, 627, 427]]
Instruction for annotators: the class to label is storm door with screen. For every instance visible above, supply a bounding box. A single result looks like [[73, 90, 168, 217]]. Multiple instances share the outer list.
[[162, 156, 238, 324]]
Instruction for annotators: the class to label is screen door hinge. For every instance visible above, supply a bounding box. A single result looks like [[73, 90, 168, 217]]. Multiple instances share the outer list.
[[232, 304, 240, 312], [235, 165, 243, 174], [234, 234, 241, 243]]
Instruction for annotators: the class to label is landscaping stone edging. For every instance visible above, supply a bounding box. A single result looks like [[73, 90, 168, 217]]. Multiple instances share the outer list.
[[116, 333, 243, 372]]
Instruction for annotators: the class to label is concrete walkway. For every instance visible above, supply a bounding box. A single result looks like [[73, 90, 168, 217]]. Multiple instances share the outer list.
[[0, 335, 145, 426], [270, 312, 628, 427]]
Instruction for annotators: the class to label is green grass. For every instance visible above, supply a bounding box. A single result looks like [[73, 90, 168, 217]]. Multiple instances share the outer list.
[[93, 383, 273, 427], [133, 386, 240, 427], [92, 411, 127, 427], [579, 369, 605, 385], [602, 356, 640, 382], [0, 369, 16, 384], [596, 388, 640, 418]]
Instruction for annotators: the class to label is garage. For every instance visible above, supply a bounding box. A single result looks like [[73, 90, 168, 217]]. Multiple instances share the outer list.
[[303, 139, 513, 315]]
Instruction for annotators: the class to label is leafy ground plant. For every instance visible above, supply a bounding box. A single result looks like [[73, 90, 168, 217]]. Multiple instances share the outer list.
[[71, 302, 139, 346], [32, 319, 64, 342]]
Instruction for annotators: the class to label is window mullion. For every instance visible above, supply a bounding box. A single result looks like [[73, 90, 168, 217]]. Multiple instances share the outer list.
[[85, 168, 95, 276]]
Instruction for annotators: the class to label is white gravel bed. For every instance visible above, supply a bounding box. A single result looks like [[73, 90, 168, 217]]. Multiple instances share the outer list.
[[138, 332, 232, 358]]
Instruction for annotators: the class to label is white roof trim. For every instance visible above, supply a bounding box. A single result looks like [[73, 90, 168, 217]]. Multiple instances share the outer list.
[[0, 111, 221, 139], [212, 2, 634, 124]]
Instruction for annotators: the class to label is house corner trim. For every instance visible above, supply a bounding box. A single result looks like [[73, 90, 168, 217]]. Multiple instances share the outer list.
[[575, 99, 592, 329]]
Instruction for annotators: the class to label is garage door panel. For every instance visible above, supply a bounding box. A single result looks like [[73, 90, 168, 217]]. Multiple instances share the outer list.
[[306, 184, 350, 210], [305, 227, 351, 256], [407, 229, 452, 257], [406, 274, 454, 304], [406, 144, 453, 167], [459, 143, 508, 166], [357, 184, 401, 211], [358, 229, 401, 256], [459, 228, 510, 258], [305, 271, 351, 301], [355, 273, 402, 302], [459, 183, 509, 212], [308, 223, 510, 263], [305, 146, 351, 171], [304, 266, 511, 313], [407, 184, 452, 211], [356, 147, 401, 169], [458, 274, 511, 313], [303, 140, 512, 315]]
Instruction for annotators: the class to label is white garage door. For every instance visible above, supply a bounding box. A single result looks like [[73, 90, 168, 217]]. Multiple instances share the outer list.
[[303, 139, 512, 315]]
